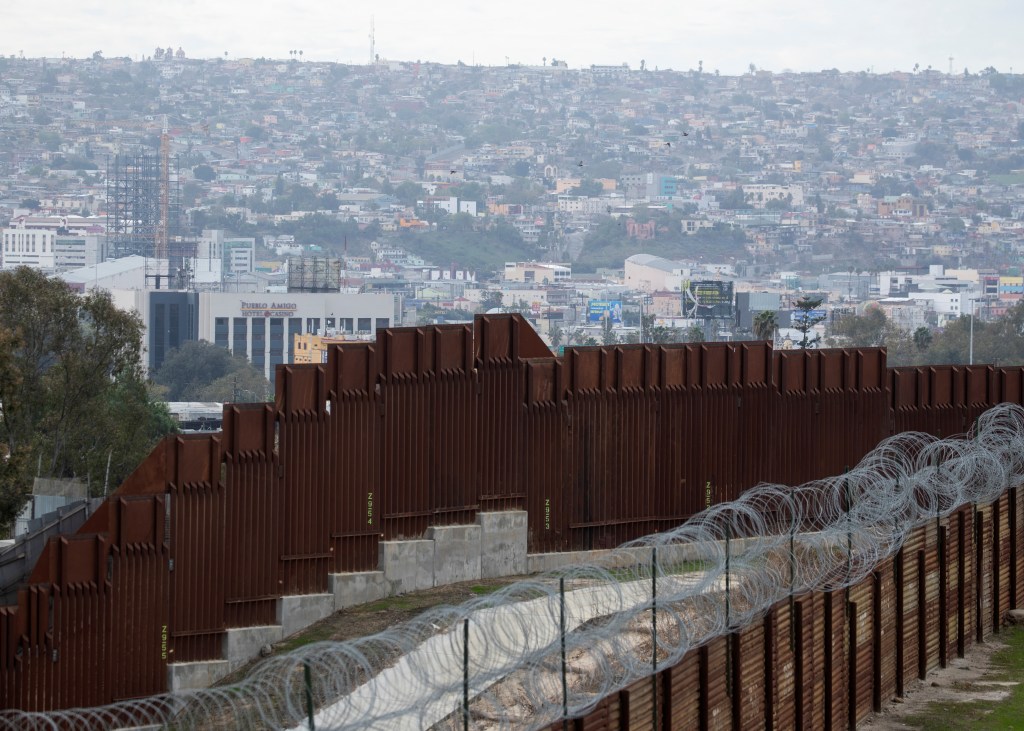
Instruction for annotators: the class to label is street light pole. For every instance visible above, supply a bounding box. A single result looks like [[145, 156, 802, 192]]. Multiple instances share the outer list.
[[969, 304, 974, 365]]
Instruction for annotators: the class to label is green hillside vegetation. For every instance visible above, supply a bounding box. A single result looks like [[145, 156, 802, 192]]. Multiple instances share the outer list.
[[576, 214, 748, 272]]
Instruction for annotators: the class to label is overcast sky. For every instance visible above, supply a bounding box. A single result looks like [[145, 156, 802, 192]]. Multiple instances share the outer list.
[[5, 0, 1022, 75]]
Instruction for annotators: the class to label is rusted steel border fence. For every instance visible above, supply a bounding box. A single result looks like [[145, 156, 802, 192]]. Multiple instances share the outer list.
[[552, 493, 1022, 730], [2, 314, 1023, 712]]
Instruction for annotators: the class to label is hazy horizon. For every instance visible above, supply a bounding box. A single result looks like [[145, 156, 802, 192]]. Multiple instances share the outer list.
[[4, 0, 1023, 76]]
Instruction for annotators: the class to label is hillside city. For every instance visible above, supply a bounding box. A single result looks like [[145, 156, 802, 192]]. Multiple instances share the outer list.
[[4, 51, 1024, 399]]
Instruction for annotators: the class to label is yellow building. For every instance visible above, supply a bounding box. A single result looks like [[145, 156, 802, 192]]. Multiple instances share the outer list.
[[293, 333, 348, 364]]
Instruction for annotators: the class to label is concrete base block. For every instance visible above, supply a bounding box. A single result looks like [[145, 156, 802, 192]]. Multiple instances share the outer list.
[[330, 571, 388, 610], [223, 625, 283, 672], [381, 539, 435, 594], [429, 524, 481, 584], [528, 549, 614, 574], [167, 660, 231, 692], [477, 511, 528, 578], [527, 542, 732, 574], [277, 594, 334, 638]]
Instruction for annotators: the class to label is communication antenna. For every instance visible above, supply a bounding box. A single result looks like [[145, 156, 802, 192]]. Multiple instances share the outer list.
[[369, 17, 375, 66]]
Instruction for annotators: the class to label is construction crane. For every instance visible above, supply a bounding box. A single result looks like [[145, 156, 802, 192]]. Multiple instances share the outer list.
[[75, 115, 208, 262], [156, 114, 169, 260]]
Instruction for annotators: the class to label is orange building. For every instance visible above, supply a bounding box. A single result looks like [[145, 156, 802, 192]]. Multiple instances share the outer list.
[[292, 332, 348, 364]]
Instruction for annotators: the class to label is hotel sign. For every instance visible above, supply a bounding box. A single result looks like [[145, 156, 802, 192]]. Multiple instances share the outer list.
[[240, 301, 298, 317]]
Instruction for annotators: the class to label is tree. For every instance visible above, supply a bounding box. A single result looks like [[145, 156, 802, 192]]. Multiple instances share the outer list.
[[479, 290, 504, 312], [192, 164, 216, 182], [548, 324, 564, 350], [752, 311, 778, 341], [793, 296, 825, 348], [0, 268, 176, 521], [601, 317, 618, 346], [828, 307, 887, 347], [683, 324, 705, 343], [152, 340, 270, 401], [913, 326, 933, 353]]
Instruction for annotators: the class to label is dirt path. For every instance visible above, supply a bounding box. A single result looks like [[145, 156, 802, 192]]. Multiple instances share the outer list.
[[861, 633, 1018, 729], [217, 579, 1023, 729]]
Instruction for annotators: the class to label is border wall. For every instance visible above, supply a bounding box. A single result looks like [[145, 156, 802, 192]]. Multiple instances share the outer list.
[[2, 314, 1024, 712], [550, 495, 1022, 730]]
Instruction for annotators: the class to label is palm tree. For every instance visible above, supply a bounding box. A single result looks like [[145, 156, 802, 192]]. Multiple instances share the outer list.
[[752, 310, 778, 341], [913, 326, 933, 353]]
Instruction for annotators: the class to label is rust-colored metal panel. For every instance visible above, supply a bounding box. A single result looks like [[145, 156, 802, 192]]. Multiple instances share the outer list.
[[700, 636, 732, 731], [667, 647, 700, 728], [221, 405, 281, 628], [1001, 368, 1024, 406], [875, 562, 898, 709], [524, 363, 570, 553], [769, 601, 796, 730], [328, 343, 381, 571], [824, 589, 848, 731], [1014, 487, 1024, 610], [897, 529, 923, 691], [997, 494, 1013, 625], [960, 506, 977, 657], [919, 521, 941, 677], [379, 326, 478, 539], [848, 579, 875, 726], [977, 505, 993, 641], [167, 435, 226, 662], [474, 312, 552, 361], [734, 623, 766, 730]]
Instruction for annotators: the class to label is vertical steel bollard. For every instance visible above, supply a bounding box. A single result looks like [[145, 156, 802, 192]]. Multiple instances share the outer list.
[[725, 524, 731, 628], [652, 545, 658, 731], [464, 618, 470, 731], [846, 467, 853, 581], [561, 577, 568, 731], [304, 660, 315, 731]]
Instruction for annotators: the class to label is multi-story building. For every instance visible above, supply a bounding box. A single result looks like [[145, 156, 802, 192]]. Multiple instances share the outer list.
[[199, 292, 396, 385], [2, 227, 57, 269]]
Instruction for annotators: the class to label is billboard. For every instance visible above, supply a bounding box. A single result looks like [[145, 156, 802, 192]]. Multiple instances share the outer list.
[[588, 300, 623, 324], [683, 280, 734, 318], [791, 309, 827, 325]]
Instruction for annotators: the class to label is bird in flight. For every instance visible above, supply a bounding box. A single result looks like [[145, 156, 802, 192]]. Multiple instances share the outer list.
[[683, 132, 689, 136], [665, 142, 671, 147], [578, 161, 584, 167], [450, 169, 457, 174]]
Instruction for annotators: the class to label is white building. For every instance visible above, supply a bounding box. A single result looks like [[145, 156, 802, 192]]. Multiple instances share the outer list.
[[624, 253, 691, 292], [59, 255, 153, 292], [503, 262, 571, 284], [225, 238, 256, 274], [53, 234, 108, 271], [2, 227, 57, 269], [198, 292, 397, 383]]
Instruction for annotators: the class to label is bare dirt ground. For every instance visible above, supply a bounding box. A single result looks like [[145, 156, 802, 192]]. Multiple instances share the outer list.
[[216, 579, 1023, 730], [861, 634, 1018, 730]]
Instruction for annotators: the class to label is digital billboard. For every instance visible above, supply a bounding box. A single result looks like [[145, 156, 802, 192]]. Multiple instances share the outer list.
[[683, 280, 734, 318]]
